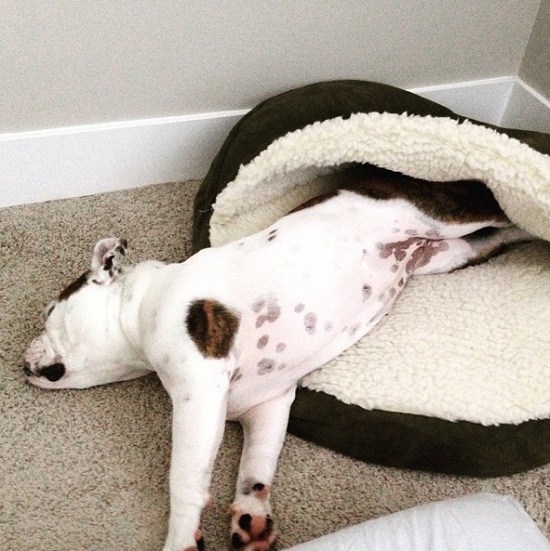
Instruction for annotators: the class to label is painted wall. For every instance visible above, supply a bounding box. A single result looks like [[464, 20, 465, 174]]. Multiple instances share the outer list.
[[1, 0, 541, 133], [520, 0, 550, 99]]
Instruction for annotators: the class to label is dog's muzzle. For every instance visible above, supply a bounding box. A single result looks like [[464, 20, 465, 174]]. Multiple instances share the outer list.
[[23, 336, 66, 382], [23, 362, 66, 382]]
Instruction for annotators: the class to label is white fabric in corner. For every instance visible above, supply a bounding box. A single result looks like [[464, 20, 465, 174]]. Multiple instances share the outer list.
[[284, 493, 550, 551]]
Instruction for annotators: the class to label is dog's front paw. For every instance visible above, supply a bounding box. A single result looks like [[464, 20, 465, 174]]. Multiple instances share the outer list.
[[187, 529, 206, 551], [229, 485, 277, 550], [164, 528, 205, 551]]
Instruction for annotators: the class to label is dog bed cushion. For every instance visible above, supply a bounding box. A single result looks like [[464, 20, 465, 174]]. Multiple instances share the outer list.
[[193, 80, 550, 476], [283, 493, 550, 551]]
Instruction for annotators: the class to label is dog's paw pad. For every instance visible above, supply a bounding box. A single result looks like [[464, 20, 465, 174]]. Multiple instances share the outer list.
[[231, 514, 276, 550]]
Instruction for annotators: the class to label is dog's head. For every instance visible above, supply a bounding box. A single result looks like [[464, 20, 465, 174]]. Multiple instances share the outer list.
[[23, 238, 152, 389]]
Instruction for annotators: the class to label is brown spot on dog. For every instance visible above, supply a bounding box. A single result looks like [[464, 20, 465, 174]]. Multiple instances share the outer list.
[[266, 301, 281, 322], [257, 335, 269, 349], [267, 229, 278, 242], [252, 299, 265, 313], [257, 358, 276, 375], [304, 312, 317, 334], [254, 296, 281, 326], [295, 303, 305, 313], [276, 342, 286, 353], [406, 240, 450, 274], [377, 237, 422, 262], [58, 270, 91, 301], [230, 368, 243, 382], [361, 284, 372, 302], [186, 299, 240, 359]]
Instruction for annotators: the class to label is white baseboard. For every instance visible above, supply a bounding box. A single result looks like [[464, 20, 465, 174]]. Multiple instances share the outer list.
[[500, 80, 550, 134], [411, 76, 550, 133], [1, 77, 549, 209], [0, 111, 247, 208], [410, 76, 516, 126]]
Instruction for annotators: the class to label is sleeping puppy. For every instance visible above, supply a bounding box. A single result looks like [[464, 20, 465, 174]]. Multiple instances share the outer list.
[[23, 166, 531, 551]]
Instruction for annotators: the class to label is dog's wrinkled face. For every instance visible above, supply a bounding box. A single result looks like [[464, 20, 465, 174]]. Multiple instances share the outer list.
[[23, 238, 152, 389]]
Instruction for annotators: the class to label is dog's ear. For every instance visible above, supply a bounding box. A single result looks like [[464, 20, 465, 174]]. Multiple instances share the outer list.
[[91, 238, 128, 284]]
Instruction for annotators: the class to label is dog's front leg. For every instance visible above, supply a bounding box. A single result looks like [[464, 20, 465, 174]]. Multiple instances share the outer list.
[[230, 387, 296, 550], [159, 362, 229, 551]]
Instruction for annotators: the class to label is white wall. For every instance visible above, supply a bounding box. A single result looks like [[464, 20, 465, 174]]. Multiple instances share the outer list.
[[1, 0, 542, 132]]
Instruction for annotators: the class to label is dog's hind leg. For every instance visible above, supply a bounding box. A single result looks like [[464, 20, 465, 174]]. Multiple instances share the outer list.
[[412, 226, 534, 276], [230, 388, 296, 550]]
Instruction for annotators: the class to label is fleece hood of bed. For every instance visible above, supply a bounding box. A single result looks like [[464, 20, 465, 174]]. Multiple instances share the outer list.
[[192, 80, 550, 430]]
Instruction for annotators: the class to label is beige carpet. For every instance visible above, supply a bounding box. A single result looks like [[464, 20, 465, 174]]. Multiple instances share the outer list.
[[1, 180, 549, 551]]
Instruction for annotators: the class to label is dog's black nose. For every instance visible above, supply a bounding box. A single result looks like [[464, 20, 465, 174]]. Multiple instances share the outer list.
[[23, 362, 32, 376], [39, 363, 66, 382]]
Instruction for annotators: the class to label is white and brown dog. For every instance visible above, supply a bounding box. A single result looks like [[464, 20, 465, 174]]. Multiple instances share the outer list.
[[23, 167, 530, 551]]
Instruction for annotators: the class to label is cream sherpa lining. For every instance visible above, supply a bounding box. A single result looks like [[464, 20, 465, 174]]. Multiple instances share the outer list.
[[210, 113, 550, 426]]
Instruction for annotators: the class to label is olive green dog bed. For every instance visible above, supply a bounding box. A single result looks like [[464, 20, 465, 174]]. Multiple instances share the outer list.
[[193, 80, 550, 477]]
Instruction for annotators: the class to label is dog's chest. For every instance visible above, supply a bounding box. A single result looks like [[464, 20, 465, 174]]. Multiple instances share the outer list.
[[222, 192, 436, 417]]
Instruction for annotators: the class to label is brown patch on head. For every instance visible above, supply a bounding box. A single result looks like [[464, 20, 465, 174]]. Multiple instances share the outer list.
[[186, 299, 240, 359], [58, 270, 91, 302]]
